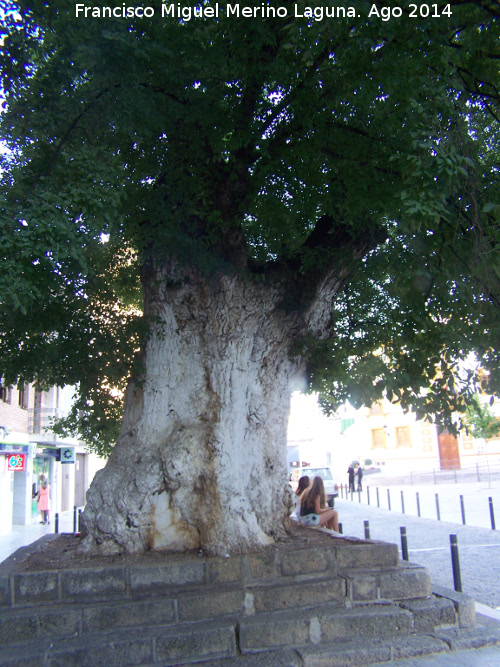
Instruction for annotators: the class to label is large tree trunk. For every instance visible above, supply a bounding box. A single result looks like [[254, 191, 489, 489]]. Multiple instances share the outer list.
[[81, 265, 304, 556], [81, 218, 379, 556]]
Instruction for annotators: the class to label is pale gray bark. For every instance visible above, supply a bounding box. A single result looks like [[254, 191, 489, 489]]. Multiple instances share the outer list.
[[80, 219, 377, 555], [81, 268, 304, 556]]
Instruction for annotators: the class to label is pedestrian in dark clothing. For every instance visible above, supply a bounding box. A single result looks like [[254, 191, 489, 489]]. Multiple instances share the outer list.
[[347, 464, 355, 493], [356, 464, 363, 492]]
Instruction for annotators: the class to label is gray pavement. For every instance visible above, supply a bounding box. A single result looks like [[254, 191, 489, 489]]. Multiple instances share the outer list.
[[373, 646, 500, 666], [336, 477, 500, 610], [335, 478, 500, 665], [0, 510, 76, 563]]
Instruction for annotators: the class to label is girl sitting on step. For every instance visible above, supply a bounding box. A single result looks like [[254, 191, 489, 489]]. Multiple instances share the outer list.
[[300, 476, 339, 532], [290, 475, 310, 521]]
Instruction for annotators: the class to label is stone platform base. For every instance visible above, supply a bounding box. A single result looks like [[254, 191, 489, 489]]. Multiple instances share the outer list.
[[1, 527, 499, 666]]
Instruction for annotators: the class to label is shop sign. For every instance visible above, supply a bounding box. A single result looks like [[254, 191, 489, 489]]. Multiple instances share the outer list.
[[58, 447, 75, 464], [0, 443, 29, 454], [7, 453, 26, 471]]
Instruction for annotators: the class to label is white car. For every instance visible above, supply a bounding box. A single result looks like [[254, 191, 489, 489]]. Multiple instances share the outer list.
[[289, 467, 339, 507]]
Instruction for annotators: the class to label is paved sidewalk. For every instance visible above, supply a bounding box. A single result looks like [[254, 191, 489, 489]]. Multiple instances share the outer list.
[[336, 479, 500, 610], [335, 491, 500, 665], [336, 500, 500, 610], [0, 510, 76, 563], [350, 475, 500, 530]]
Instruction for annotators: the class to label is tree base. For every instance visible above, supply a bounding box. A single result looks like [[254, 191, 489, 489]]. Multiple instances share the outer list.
[[2, 525, 491, 667]]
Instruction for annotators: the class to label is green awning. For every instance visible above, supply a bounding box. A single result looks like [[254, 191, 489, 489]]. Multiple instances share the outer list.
[[340, 418, 355, 434]]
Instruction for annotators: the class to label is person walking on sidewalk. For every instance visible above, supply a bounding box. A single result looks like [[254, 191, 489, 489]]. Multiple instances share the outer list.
[[37, 475, 51, 524], [347, 464, 355, 493], [356, 464, 363, 492]]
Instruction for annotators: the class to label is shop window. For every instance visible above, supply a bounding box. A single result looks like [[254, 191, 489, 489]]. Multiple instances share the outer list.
[[396, 426, 411, 447], [371, 428, 387, 449]]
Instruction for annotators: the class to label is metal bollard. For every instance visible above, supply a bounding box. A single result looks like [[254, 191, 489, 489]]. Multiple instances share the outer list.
[[376, 487, 380, 508], [450, 534, 462, 592], [489, 497, 496, 531], [78, 509, 82, 532], [416, 492, 421, 517], [460, 495, 466, 525], [364, 520, 370, 539], [73, 505, 77, 533], [55, 513, 59, 534], [401, 490, 405, 514], [350, 488, 354, 501], [358, 488, 362, 503], [367, 487, 370, 506], [387, 488, 391, 511], [400, 526, 409, 561], [435, 493, 441, 521], [338, 522, 343, 534]]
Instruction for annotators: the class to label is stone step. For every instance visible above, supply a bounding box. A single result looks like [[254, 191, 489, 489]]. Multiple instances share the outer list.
[[0, 595, 487, 667], [238, 603, 415, 653], [0, 534, 400, 611], [0, 532, 484, 666], [0, 561, 438, 650], [0, 620, 237, 667], [0, 573, 350, 648], [1, 554, 424, 614]]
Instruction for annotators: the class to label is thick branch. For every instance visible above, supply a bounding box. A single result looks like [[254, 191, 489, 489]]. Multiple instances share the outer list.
[[262, 216, 387, 339]]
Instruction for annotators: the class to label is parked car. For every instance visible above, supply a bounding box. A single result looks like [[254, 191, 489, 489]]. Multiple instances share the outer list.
[[288, 467, 339, 507]]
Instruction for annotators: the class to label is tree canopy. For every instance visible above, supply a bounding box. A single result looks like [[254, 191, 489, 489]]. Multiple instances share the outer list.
[[1, 0, 500, 454]]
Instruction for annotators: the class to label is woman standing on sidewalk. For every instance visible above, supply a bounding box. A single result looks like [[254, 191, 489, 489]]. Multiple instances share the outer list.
[[300, 476, 339, 532], [37, 475, 51, 524]]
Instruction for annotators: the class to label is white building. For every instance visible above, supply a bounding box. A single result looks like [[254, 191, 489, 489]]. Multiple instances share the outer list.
[[287, 392, 343, 472], [287, 393, 500, 480]]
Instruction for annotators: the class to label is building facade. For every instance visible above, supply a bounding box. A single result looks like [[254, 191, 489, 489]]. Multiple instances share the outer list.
[[336, 398, 500, 475], [286, 393, 500, 480], [0, 382, 105, 535]]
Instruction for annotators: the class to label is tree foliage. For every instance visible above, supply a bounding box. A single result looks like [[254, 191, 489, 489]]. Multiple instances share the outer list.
[[1, 0, 499, 453], [463, 394, 500, 441]]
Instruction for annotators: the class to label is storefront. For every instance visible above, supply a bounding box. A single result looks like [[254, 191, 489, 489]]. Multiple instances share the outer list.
[[31, 452, 53, 521], [0, 442, 34, 534]]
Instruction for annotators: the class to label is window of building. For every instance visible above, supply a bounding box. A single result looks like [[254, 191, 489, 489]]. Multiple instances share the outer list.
[[396, 426, 411, 447], [371, 428, 386, 449], [18, 385, 29, 409], [0, 385, 11, 403], [369, 402, 383, 415]]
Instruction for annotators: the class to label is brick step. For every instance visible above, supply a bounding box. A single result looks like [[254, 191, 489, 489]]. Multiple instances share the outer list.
[[0, 535, 400, 611], [2, 553, 425, 615], [0, 575, 345, 648], [0, 594, 473, 665], [0, 560, 438, 650], [0, 533, 484, 666], [3, 621, 499, 667]]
